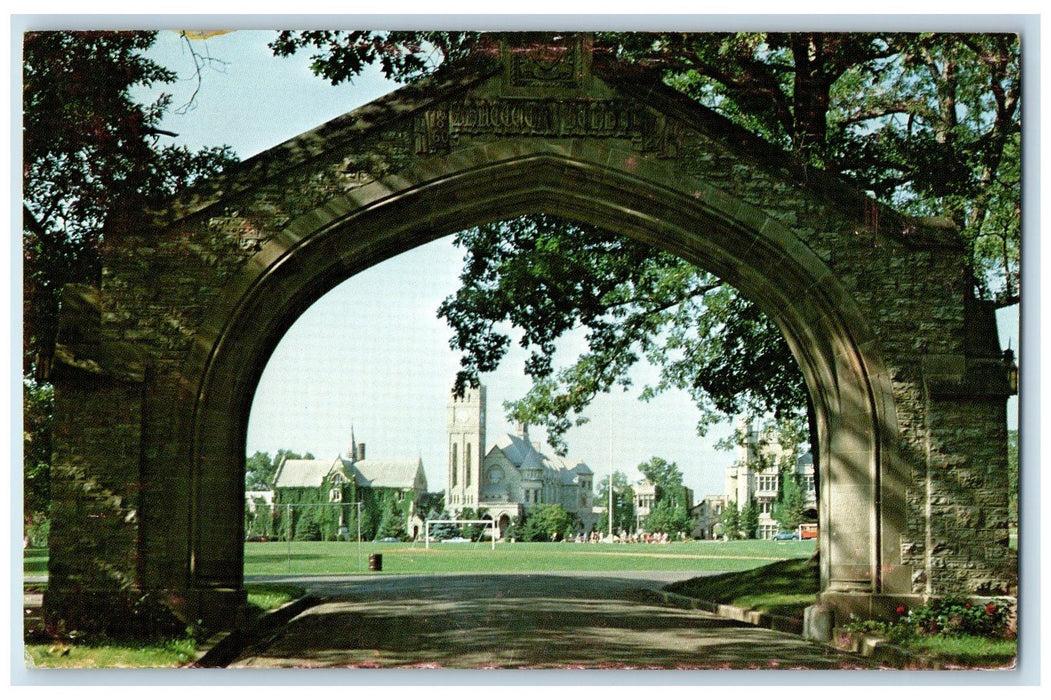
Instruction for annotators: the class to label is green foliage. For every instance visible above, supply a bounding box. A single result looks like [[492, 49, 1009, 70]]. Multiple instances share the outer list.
[[637, 456, 683, 490], [269, 30, 479, 84], [441, 215, 806, 452], [720, 501, 742, 540], [277, 32, 1019, 450], [22, 31, 236, 375], [23, 378, 53, 522], [521, 503, 576, 542], [643, 496, 692, 537], [899, 597, 1014, 640], [773, 472, 806, 532], [740, 498, 760, 539], [595, 471, 635, 534]]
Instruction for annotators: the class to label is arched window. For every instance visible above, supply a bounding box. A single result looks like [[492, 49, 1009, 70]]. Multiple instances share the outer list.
[[452, 442, 458, 487], [466, 443, 472, 486]]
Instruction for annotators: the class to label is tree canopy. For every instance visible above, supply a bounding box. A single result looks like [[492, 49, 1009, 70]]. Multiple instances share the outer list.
[[272, 30, 1020, 452], [274, 30, 1020, 306], [23, 31, 237, 378]]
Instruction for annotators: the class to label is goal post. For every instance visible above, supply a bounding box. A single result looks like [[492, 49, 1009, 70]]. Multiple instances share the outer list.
[[424, 519, 497, 550]]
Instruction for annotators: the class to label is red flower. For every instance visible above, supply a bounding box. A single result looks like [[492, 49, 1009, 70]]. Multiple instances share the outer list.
[[965, 603, 971, 609], [895, 605, 907, 615], [986, 602, 998, 615]]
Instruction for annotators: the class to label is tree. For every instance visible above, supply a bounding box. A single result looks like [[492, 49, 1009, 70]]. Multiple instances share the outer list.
[[273, 30, 1019, 307], [23, 378, 53, 534], [643, 496, 692, 538], [521, 504, 576, 542], [596, 471, 636, 535], [637, 456, 684, 491], [740, 498, 760, 540], [272, 34, 1019, 451], [23, 31, 237, 376], [773, 472, 806, 533], [439, 215, 806, 452], [246, 449, 314, 491], [720, 501, 741, 540]]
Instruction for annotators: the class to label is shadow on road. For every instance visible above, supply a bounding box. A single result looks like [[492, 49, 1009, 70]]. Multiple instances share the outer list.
[[233, 573, 875, 670]]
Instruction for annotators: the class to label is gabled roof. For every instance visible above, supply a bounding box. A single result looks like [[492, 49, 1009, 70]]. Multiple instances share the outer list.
[[272, 456, 347, 489], [352, 459, 427, 491], [491, 432, 590, 484]]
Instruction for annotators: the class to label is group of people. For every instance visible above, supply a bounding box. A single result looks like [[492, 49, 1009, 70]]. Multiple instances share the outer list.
[[558, 530, 687, 543]]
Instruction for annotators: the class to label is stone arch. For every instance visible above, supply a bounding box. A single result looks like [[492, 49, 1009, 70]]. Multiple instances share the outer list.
[[46, 38, 1013, 634], [188, 146, 896, 595]]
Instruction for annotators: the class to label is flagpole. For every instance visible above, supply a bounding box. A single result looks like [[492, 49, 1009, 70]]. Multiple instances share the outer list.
[[609, 396, 614, 540]]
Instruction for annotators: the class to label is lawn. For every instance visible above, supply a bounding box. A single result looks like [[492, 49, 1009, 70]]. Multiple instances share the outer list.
[[665, 556, 820, 619], [242, 538, 818, 576], [24, 582, 304, 668]]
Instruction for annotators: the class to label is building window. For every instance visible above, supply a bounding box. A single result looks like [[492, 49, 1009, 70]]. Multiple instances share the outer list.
[[757, 474, 778, 492], [759, 498, 774, 514], [759, 524, 779, 539], [466, 444, 472, 486], [802, 475, 815, 493]]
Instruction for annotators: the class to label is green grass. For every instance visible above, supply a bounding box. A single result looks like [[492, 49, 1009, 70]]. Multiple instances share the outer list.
[[23, 546, 48, 576], [243, 539, 817, 576], [25, 636, 200, 668], [246, 583, 304, 611], [665, 556, 820, 619], [24, 583, 305, 669], [906, 635, 1016, 669]]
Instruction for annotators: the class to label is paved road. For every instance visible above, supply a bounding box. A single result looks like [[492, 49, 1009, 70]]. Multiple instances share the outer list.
[[230, 572, 878, 670]]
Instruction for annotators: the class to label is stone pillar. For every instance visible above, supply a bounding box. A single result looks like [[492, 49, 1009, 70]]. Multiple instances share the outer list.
[[43, 286, 166, 635]]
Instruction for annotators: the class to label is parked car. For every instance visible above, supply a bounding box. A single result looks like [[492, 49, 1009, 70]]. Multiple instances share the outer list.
[[376, 537, 400, 543], [442, 536, 471, 543], [771, 531, 799, 541], [799, 523, 819, 540]]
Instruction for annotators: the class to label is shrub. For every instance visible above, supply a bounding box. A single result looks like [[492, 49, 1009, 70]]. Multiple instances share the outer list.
[[902, 596, 1013, 639], [843, 596, 1015, 643]]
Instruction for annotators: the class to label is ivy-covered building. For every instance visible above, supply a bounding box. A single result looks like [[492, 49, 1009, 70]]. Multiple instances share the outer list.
[[269, 435, 428, 541]]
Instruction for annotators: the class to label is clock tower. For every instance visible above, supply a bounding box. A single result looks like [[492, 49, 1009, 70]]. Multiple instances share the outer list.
[[447, 382, 486, 511]]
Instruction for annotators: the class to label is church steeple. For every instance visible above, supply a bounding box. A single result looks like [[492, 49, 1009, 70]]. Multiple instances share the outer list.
[[346, 425, 357, 461]]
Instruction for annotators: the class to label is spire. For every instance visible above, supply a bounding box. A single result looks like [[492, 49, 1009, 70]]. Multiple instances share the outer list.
[[346, 425, 357, 461]]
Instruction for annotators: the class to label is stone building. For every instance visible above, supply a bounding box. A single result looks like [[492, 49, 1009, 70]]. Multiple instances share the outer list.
[[691, 496, 726, 539], [447, 384, 598, 537], [271, 434, 428, 540], [724, 419, 818, 539], [633, 480, 694, 534]]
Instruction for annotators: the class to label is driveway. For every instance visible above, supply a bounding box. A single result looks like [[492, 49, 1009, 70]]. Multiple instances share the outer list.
[[229, 571, 878, 670]]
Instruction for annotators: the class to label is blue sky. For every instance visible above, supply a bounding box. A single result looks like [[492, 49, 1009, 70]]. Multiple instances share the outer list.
[[135, 29, 1019, 500]]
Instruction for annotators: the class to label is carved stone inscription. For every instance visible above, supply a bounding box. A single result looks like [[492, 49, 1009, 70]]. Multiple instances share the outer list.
[[414, 98, 692, 156], [450, 99, 636, 138]]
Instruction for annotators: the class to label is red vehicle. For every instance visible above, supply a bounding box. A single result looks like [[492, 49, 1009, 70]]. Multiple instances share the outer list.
[[799, 523, 818, 540]]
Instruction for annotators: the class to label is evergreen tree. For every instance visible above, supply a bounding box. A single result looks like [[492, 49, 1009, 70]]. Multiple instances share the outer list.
[[773, 473, 806, 532], [720, 501, 741, 540], [740, 498, 760, 539]]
